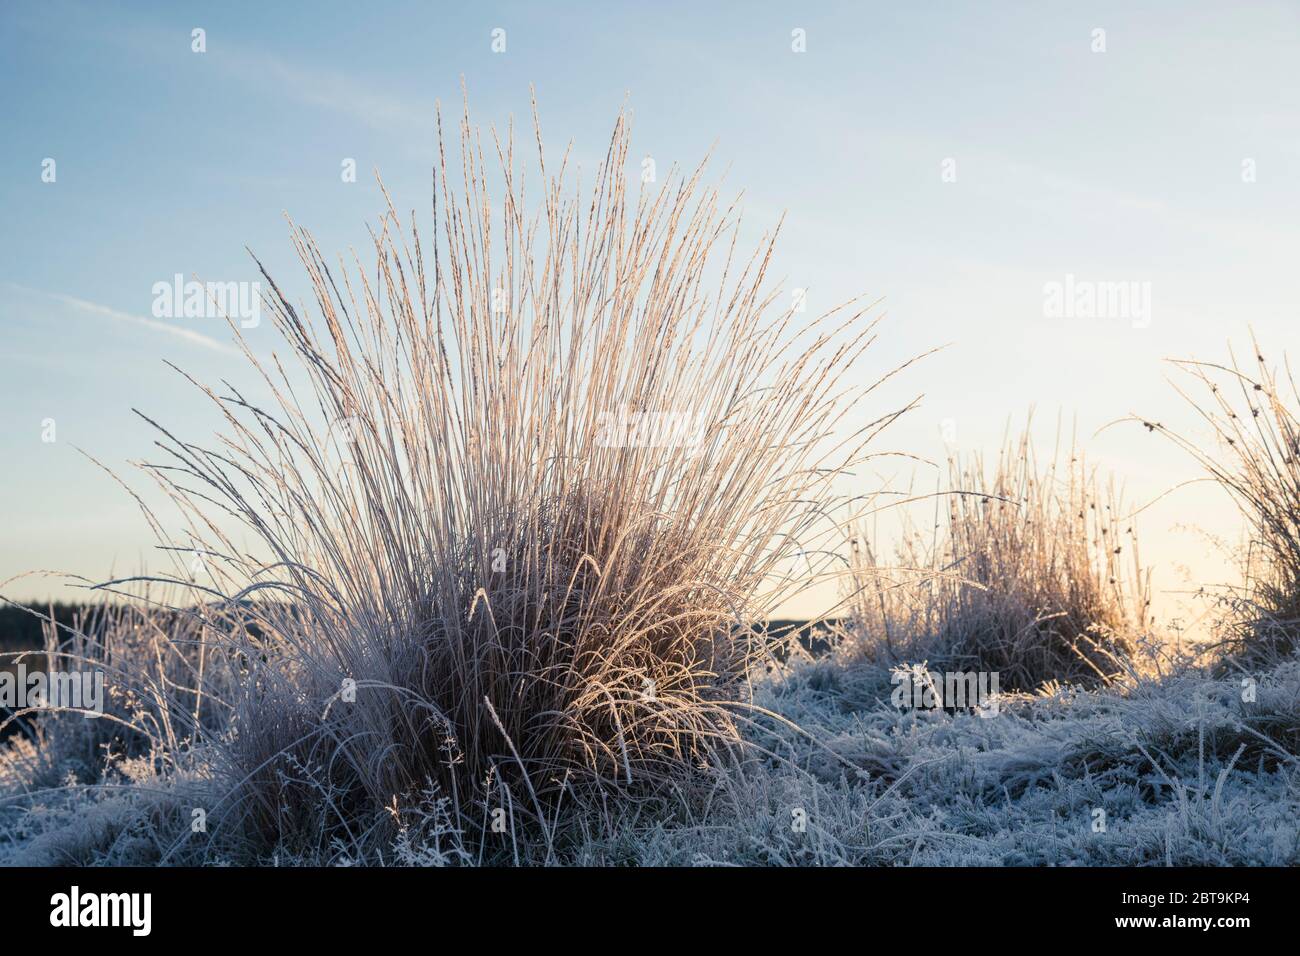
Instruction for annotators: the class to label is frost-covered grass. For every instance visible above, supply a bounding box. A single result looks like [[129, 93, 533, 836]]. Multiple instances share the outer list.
[[87, 99, 916, 865], [845, 429, 1149, 693], [1144, 338, 1300, 668], [731, 641, 1298, 866], [0, 99, 909, 867], [1, 100, 1296, 867], [3, 628, 1295, 866]]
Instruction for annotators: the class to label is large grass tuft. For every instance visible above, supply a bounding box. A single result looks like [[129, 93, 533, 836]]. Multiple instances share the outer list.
[[111, 102, 906, 861]]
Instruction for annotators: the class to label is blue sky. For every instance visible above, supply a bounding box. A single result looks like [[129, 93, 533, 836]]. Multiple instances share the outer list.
[[2, 1, 1298, 622]]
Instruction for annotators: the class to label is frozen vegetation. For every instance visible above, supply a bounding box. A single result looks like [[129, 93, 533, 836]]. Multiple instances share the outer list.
[[2, 628, 1297, 866], [1, 105, 1296, 867]]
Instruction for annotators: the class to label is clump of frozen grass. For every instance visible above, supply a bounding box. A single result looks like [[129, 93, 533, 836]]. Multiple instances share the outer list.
[[1148, 336, 1300, 668], [0, 594, 234, 793], [844, 428, 1150, 692], [0, 591, 241, 865], [111, 99, 910, 862]]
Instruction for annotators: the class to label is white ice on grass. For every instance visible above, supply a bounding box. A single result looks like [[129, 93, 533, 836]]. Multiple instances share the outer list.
[[2, 646, 1296, 866]]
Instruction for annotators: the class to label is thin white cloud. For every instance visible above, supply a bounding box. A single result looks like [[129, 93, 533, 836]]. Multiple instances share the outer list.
[[21, 286, 241, 357], [108, 18, 430, 134], [225, 48, 431, 133]]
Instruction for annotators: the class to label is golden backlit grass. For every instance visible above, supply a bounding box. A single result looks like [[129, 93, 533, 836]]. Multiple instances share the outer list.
[[845, 429, 1150, 691], [105, 99, 912, 860]]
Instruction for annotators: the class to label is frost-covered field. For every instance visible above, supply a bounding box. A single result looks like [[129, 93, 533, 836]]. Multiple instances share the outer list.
[[720, 647, 1300, 867], [2, 102, 1298, 870], [3, 631, 1296, 866]]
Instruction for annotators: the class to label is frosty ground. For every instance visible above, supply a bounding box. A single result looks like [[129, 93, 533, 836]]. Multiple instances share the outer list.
[[3, 630, 1295, 867]]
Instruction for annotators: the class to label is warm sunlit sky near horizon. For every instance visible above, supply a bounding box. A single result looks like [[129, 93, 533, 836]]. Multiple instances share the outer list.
[[2, 1, 1298, 629]]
